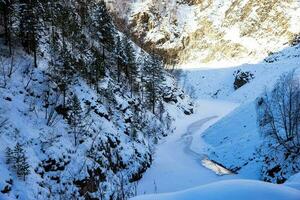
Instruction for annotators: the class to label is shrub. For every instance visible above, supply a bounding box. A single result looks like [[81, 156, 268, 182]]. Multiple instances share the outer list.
[[257, 70, 300, 154], [6, 143, 30, 180]]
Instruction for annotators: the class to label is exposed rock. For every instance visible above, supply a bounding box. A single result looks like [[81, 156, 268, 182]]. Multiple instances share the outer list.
[[106, 0, 300, 66]]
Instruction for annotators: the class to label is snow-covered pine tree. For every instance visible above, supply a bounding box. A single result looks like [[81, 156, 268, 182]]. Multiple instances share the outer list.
[[6, 143, 30, 181], [115, 35, 126, 83], [5, 147, 13, 165], [158, 100, 165, 121], [49, 42, 74, 108], [90, 46, 105, 91], [123, 37, 139, 97], [143, 55, 165, 114], [88, 0, 115, 52], [68, 94, 85, 146], [17, 0, 40, 68]]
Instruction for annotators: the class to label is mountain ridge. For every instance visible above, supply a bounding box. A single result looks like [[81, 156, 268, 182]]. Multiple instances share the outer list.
[[106, 0, 300, 67]]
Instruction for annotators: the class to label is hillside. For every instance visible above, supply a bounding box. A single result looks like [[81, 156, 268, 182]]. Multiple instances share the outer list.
[[0, 1, 192, 199], [132, 32, 300, 200], [107, 0, 300, 66], [183, 44, 300, 182]]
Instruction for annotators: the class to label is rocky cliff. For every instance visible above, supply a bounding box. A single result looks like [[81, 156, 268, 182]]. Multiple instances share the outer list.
[[107, 0, 300, 67]]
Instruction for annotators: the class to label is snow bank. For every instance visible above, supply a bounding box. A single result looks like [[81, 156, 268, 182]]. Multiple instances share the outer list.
[[132, 180, 300, 200], [285, 173, 300, 190], [181, 44, 300, 180]]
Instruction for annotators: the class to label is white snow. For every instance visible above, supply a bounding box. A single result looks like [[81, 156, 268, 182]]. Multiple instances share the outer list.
[[133, 180, 300, 200], [0, 30, 195, 199], [137, 100, 240, 195], [176, 4, 198, 33], [134, 44, 300, 199], [285, 172, 300, 190]]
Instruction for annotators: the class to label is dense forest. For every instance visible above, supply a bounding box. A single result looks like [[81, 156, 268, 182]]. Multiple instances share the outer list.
[[0, 0, 193, 199]]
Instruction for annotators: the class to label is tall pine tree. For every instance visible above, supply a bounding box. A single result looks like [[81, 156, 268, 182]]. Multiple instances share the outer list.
[[18, 0, 40, 67], [114, 35, 126, 83], [68, 94, 85, 146], [0, 0, 14, 55], [123, 37, 139, 97], [143, 55, 165, 114], [88, 0, 115, 52]]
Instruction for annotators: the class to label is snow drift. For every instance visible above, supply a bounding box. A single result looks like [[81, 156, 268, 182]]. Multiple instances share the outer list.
[[132, 179, 300, 200]]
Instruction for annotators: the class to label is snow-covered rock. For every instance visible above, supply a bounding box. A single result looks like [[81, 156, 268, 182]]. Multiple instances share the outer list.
[[107, 0, 300, 67]]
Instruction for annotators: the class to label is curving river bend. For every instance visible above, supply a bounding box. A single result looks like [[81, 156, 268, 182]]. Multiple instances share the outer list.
[[137, 100, 240, 195], [181, 116, 233, 176]]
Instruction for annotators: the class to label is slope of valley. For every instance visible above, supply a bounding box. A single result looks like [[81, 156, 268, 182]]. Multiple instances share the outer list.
[[132, 37, 300, 200], [1, 0, 300, 200], [0, 1, 192, 199], [107, 0, 300, 66], [107, 0, 300, 199]]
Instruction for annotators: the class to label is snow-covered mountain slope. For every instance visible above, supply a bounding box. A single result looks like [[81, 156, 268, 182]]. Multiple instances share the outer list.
[[1, 1, 299, 199], [131, 43, 300, 200], [182, 44, 300, 102], [182, 44, 300, 182], [0, 1, 194, 199], [107, 0, 300, 66], [0, 46, 192, 200]]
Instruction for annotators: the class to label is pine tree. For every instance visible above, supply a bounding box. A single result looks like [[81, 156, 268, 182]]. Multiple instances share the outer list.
[[0, 0, 14, 55], [88, 0, 115, 52], [123, 37, 139, 97], [51, 1, 80, 47], [49, 40, 74, 107], [115, 36, 126, 83], [68, 94, 85, 146], [14, 143, 30, 180], [6, 143, 30, 181], [143, 55, 165, 114], [90, 46, 105, 90], [5, 147, 13, 165], [158, 100, 165, 121], [77, 0, 88, 25], [18, 0, 40, 67]]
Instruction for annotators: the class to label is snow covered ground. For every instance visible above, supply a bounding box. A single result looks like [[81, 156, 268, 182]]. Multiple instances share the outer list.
[[137, 100, 240, 195], [133, 179, 300, 200], [185, 45, 300, 179], [134, 45, 300, 199]]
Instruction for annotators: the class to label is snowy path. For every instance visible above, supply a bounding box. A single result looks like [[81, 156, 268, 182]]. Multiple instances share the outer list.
[[137, 100, 240, 195]]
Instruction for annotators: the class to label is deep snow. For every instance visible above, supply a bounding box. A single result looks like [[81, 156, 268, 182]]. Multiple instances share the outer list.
[[133, 179, 300, 200], [137, 100, 240, 195], [134, 45, 300, 199]]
